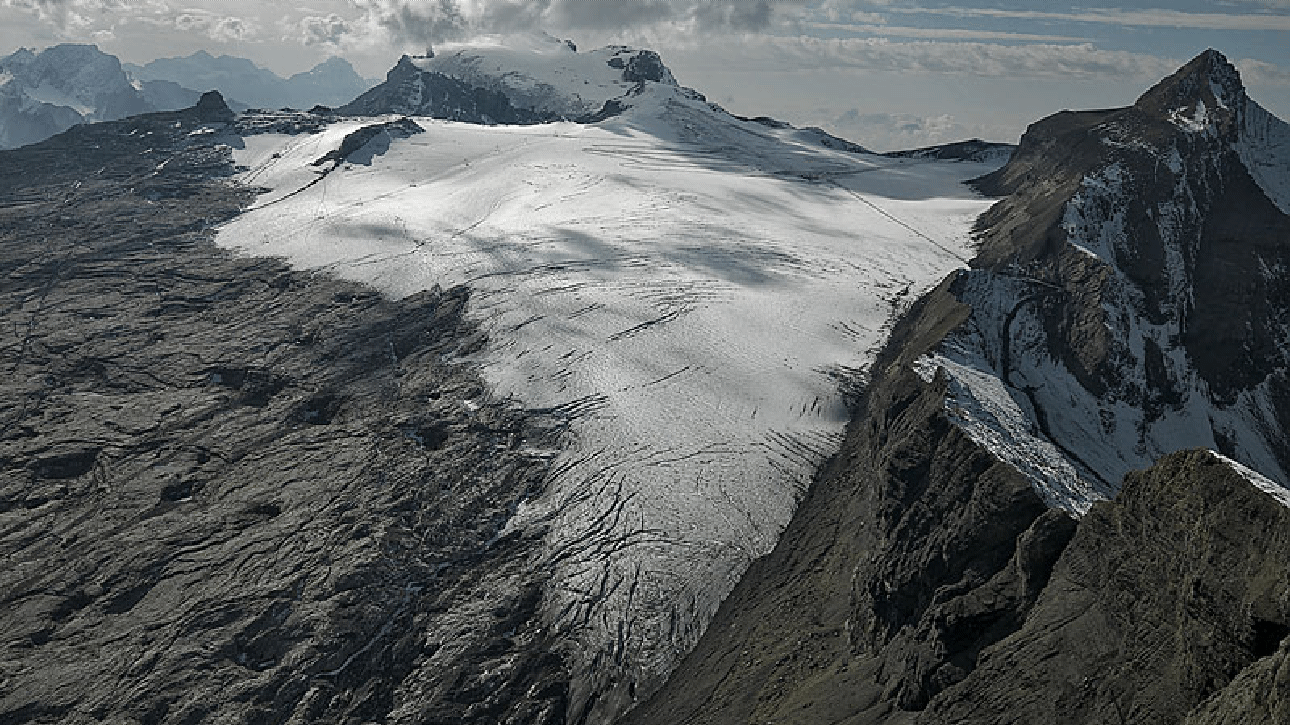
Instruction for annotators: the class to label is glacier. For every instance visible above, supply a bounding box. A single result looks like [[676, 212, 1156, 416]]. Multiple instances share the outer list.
[[215, 71, 1002, 717]]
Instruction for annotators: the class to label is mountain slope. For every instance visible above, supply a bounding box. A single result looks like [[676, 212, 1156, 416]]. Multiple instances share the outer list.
[[625, 48, 1290, 725], [0, 93, 571, 725]]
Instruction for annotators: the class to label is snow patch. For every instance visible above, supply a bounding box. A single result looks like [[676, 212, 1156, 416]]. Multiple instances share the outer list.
[[23, 83, 94, 116], [914, 351, 1098, 513], [1170, 99, 1213, 134], [1061, 163, 1128, 262]]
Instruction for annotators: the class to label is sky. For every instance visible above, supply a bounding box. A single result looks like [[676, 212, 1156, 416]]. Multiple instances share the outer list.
[[1, 1, 1287, 151]]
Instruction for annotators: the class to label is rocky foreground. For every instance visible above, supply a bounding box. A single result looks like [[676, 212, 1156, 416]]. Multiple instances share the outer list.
[[0, 95, 572, 724]]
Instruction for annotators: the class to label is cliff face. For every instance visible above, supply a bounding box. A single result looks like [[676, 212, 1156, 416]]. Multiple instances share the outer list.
[[922, 449, 1290, 725], [625, 49, 1290, 725]]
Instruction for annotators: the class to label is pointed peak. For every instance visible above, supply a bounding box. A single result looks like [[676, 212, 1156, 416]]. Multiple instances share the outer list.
[[1136, 48, 1245, 126], [192, 90, 234, 123]]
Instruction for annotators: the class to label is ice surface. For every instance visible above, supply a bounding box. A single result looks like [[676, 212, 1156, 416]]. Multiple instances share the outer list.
[[217, 85, 998, 697]]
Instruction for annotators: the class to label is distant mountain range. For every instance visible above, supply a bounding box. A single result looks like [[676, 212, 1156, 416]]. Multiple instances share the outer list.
[[125, 51, 374, 111], [0, 44, 376, 149]]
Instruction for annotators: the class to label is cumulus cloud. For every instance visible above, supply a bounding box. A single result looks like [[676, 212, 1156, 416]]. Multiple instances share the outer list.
[[299, 13, 352, 47], [1238, 57, 1290, 85], [169, 10, 253, 42], [5, 0, 252, 43], [341, 0, 794, 46]]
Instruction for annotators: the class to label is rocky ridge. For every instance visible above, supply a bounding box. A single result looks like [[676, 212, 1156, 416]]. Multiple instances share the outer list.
[[624, 49, 1290, 725], [128, 52, 374, 111]]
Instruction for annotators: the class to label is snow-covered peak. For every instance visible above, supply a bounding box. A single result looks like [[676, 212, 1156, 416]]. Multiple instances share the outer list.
[[400, 37, 678, 119]]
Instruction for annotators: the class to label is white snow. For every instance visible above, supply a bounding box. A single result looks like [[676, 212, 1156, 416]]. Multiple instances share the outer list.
[[1211, 451, 1290, 509], [1170, 99, 1214, 134], [1236, 97, 1290, 215], [216, 86, 998, 695]]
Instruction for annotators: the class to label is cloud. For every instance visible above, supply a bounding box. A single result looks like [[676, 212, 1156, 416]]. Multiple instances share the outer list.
[[744, 37, 1182, 80], [341, 0, 796, 47], [1239, 57, 1290, 85], [800, 21, 1088, 43], [169, 10, 253, 42], [825, 107, 1008, 152], [887, 6, 1290, 32], [4, 0, 251, 43], [299, 13, 353, 47], [3, 0, 163, 32]]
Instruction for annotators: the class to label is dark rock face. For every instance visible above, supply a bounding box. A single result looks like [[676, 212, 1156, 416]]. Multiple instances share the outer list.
[[624, 49, 1290, 725], [618, 51, 669, 84], [337, 56, 554, 124], [884, 138, 1016, 164], [0, 98, 568, 724], [923, 449, 1290, 725]]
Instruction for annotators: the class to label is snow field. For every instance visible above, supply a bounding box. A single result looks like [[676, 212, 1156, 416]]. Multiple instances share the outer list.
[[216, 108, 999, 698]]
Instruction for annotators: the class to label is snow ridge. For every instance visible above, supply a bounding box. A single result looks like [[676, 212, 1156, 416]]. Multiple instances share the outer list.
[[1211, 451, 1290, 510]]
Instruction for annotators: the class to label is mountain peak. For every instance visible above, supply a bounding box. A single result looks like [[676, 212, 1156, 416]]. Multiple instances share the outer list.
[[192, 90, 234, 123], [1135, 48, 1245, 130]]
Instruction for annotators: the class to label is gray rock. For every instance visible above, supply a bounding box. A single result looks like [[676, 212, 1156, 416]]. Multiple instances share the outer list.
[[0, 98, 568, 725]]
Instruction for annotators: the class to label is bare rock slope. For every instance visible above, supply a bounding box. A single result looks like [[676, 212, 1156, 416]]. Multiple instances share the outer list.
[[0, 94, 571, 724]]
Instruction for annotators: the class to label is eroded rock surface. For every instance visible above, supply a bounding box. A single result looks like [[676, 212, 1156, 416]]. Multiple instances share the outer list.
[[0, 96, 568, 724]]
